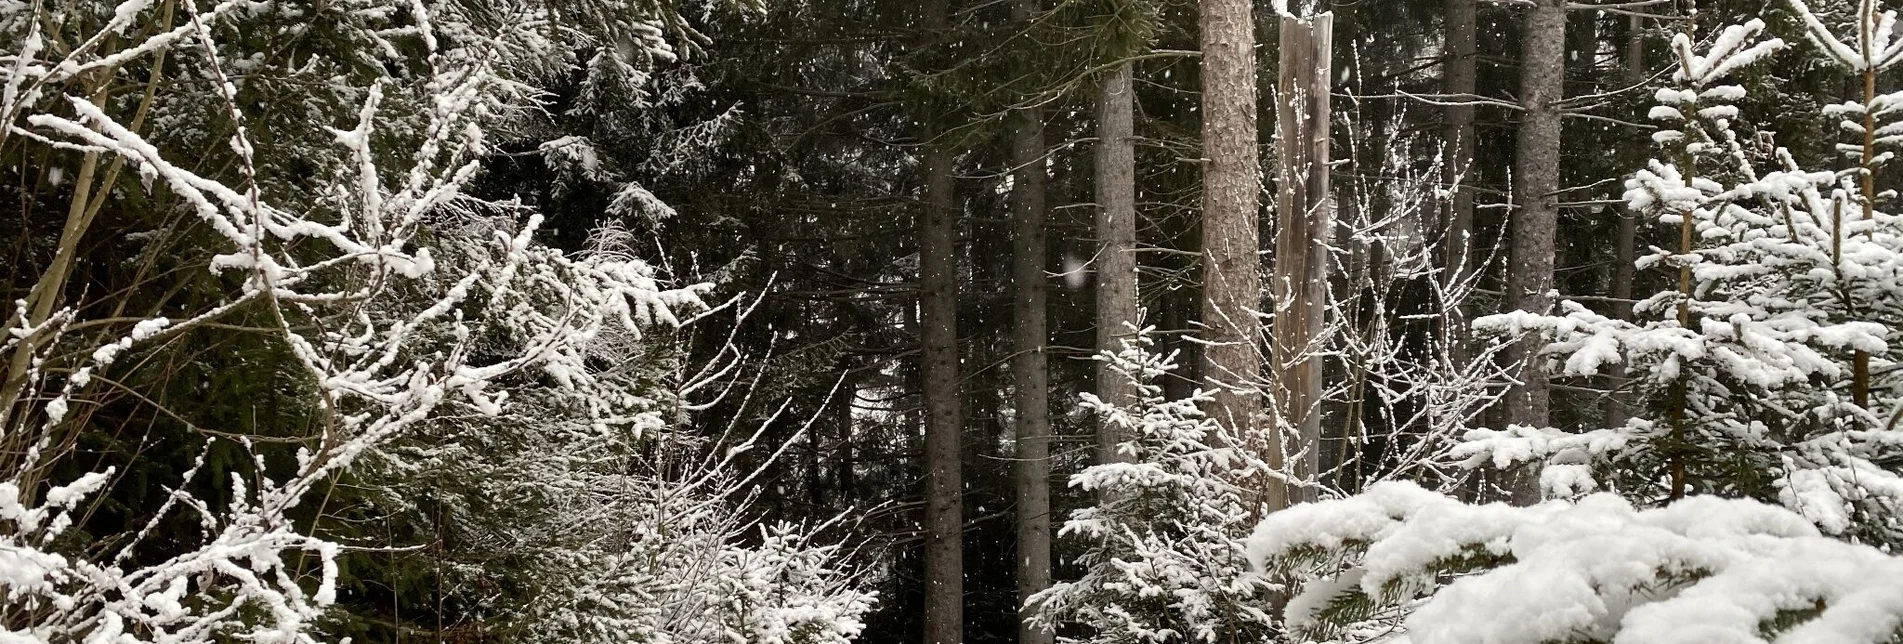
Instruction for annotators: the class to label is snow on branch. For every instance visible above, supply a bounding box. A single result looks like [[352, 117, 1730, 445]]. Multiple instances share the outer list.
[[0, 0, 800, 642], [1249, 481, 1903, 644], [1464, 10, 1903, 543], [1034, 328, 1278, 644]]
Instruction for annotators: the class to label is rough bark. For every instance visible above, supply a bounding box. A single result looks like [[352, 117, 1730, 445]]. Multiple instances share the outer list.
[[920, 136, 964, 644], [1441, 0, 1478, 362], [919, 1, 963, 642], [1505, 0, 1565, 434], [1010, 1, 1053, 640], [1094, 61, 1139, 466], [1196, 0, 1263, 454], [1271, 13, 1332, 509]]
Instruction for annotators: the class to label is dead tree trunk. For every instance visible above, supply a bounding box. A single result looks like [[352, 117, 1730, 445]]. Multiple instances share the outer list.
[[1197, 0, 1263, 456], [919, 1, 964, 641], [1095, 61, 1139, 465], [1010, 1, 1053, 640], [1271, 12, 1332, 509]]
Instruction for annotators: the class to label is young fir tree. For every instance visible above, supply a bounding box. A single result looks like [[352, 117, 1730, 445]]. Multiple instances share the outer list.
[[1033, 328, 1276, 644], [1464, 9, 1903, 545]]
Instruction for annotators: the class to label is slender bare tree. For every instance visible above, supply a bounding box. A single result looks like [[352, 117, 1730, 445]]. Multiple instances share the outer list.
[[1271, 12, 1333, 509], [1604, 13, 1645, 428]]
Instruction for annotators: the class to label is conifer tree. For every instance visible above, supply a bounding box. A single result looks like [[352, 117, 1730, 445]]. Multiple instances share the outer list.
[[1467, 11, 1903, 545], [1034, 330, 1276, 644]]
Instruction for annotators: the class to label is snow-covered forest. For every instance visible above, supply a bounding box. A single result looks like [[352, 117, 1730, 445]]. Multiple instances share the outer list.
[[3, 0, 1903, 642]]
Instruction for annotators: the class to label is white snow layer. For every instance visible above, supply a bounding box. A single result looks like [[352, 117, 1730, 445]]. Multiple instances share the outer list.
[[1248, 482, 1903, 644]]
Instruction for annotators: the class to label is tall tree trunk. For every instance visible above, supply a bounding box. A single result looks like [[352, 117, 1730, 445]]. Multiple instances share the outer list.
[[1505, 0, 1564, 430], [921, 122, 964, 644], [1603, 13, 1643, 429], [1010, 1, 1053, 641], [1504, 0, 1565, 504], [1095, 61, 1139, 465], [834, 370, 858, 503], [919, 2, 963, 642], [1441, 0, 1487, 504], [807, 412, 826, 509], [1010, 122, 1054, 644], [1442, 0, 1477, 364], [1197, 0, 1263, 460], [1271, 13, 1332, 508], [1162, 286, 1199, 403]]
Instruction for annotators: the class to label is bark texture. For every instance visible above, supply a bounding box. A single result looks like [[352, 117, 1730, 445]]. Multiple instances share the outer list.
[[919, 1, 963, 642], [1094, 62, 1139, 466], [1271, 13, 1332, 510], [1505, 0, 1565, 435], [1196, 0, 1263, 447]]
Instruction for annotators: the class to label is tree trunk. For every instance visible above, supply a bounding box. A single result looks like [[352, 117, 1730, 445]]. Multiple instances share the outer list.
[[1603, 13, 1643, 429], [1010, 1, 1053, 640], [1271, 13, 1332, 509], [920, 128, 964, 644], [1442, 0, 1478, 365], [1853, 48, 1879, 410], [1095, 61, 1139, 465], [1197, 0, 1263, 454], [1503, 0, 1565, 504], [919, 2, 964, 642], [1505, 0, 1564, 430], [834, 372, 858, 503]]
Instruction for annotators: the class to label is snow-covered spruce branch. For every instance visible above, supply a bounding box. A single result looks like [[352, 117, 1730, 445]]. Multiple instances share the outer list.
[[1248, 481, 1903, 644]]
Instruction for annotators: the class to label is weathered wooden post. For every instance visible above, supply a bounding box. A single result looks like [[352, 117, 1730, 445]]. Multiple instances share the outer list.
[[1271, 11, 1331, 508]]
